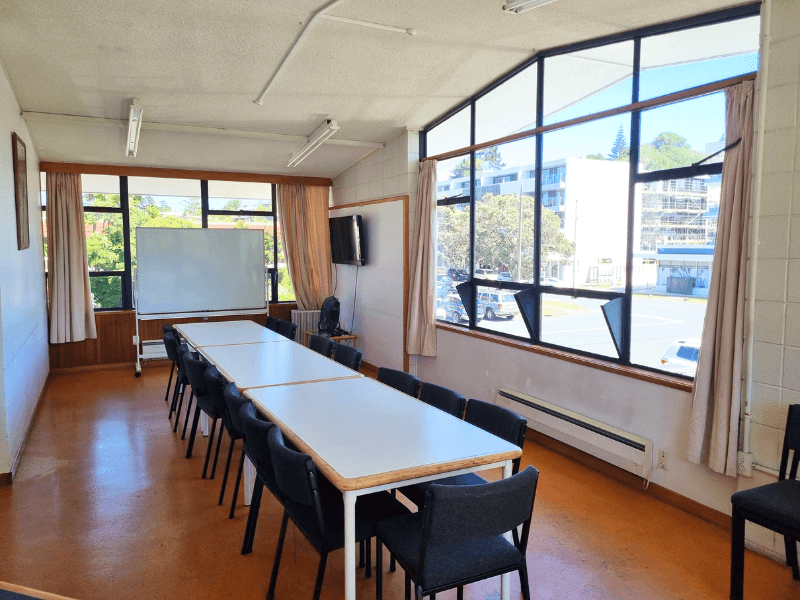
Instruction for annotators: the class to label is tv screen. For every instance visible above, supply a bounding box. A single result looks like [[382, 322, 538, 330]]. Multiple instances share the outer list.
[[330, 215, 366, 266]]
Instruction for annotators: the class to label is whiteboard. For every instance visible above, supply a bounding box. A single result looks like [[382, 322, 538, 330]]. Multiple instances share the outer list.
[[135, 228, 266, 315]]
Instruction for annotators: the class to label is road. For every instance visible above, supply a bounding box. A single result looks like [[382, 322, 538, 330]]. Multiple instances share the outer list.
[[473, 294, 706, 374]]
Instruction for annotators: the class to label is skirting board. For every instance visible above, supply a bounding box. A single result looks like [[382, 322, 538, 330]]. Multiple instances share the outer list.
[[360, 360, 379, 379], [3, 373, 52, 486], [531, 429, 731, 531]]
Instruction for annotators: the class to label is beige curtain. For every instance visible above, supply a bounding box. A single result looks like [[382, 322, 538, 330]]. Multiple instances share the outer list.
[[276, 184, 332, 310], [46, 172, 97, 343], [686, 80, 755, 477], [406, 160, 437, 356]]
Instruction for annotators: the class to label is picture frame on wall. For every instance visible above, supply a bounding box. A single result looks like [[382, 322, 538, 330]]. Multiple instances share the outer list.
[[12, 132, 30, 251]]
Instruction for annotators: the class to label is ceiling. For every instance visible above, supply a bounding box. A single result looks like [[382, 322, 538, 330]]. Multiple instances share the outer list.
[[0, 0, 751, 179]]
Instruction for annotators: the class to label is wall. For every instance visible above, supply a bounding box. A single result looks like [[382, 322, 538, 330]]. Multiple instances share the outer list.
[[331, 130, 419, 369], [0, 60, 49, 476]]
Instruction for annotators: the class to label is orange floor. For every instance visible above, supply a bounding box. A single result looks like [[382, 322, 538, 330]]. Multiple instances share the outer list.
[[0, 365, 798, 600]]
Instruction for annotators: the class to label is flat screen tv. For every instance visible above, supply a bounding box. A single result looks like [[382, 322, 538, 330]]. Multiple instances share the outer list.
[[330, 215, 366, 266]]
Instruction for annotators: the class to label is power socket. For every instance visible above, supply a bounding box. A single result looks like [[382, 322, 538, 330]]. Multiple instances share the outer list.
[[737, 451, 753, 477], [658, 449, 669, 471], [132, 335, 139, 346]]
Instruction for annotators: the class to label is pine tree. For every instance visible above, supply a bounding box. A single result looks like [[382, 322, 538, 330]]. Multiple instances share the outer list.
[[607, 124, 629, 161]]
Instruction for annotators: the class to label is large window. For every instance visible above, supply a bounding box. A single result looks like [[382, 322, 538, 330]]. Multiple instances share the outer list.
[[40, 174, 293, 310], [424, 6, 760, 379]]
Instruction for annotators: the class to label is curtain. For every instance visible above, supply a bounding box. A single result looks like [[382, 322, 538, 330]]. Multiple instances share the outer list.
[[406, 160, 437, 356], [276, 184, 332, 311], [46, 172, 97, 343], [686, 80, 755, 477]]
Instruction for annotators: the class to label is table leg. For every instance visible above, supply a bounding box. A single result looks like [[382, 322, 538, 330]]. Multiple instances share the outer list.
[[344, 491, 357, 600], [244, 456, 254, 506], [501, 460, 513, 600], [201, 412, 209, 437]]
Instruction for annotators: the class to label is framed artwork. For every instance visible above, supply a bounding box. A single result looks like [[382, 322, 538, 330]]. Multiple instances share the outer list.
[[12, 132, 30, 250]]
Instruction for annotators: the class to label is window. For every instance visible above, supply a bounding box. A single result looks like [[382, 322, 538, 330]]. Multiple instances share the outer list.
[[424, 5, 758, 379]]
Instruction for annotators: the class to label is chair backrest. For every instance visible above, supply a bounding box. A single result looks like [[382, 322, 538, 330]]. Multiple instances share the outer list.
[[780, 404, 800, 481], [175, 344, 192, 383], [417, 466, 539, 589], [419, 382, 467, 419], [162, 323, 174, 334], [162, 331, 180, 363], [276, 319, 298, 341], [204, 368, 233, 433], [333, 343, 363, 371], [224, 383, 250, 438], [183, 353, 209, 396], [239, 404, 279, 481], [266, 316, 280, 331], [378, 367, 421, 398], [309, 334, 336, 358], [465, 399, 527, 473]]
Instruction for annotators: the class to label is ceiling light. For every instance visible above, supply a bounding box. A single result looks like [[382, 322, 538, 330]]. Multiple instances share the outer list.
[[126, 99, 143, 158], [321, 14, 416, 35], [503, 0, 559, 14], [288, 119, 340, 168]]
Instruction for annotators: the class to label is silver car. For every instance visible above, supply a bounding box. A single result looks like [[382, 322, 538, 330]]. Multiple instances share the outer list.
[[478, 291, 520, 320]]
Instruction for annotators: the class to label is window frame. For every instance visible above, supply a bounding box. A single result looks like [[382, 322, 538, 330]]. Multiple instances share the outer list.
[[423, 3, 760, 380]]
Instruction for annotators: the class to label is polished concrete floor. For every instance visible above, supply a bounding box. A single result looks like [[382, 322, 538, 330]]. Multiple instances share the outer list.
[[0, 365, 798, 600]]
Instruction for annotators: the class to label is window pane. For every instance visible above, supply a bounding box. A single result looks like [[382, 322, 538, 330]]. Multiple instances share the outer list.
[[85, 212, 125, 272], [208, 181, 273, 212], [473, 138, 536, 284], [426, 106, 470, 157], [542, 115, 631, 289], [90, 275, 122, 309], [127, 177, 201, 267], [540, 293, 619, 358], [40, 172, 46, 206], [630, 177, 717, 375], [436, 155, 471, 201], [543, 41, 633, 125], [82, 174, 120, 207], [639, 92, 726, 173], [476, 286, 528, 339], [475, 64, 537, 144], [276, 222, 295, 302], [436, 202, 470, 320], [640, 16, 760, 101]]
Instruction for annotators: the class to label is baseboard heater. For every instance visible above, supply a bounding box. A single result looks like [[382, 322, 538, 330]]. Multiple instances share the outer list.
[[291, 309, 322, 347], [496, 388, 653, 480]]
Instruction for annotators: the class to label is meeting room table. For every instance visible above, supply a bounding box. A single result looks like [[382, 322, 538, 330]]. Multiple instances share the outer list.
[[174, 319, 288, 348]]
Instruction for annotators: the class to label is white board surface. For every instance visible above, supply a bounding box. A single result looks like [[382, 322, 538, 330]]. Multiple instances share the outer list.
[[136, 227, 266, 315]]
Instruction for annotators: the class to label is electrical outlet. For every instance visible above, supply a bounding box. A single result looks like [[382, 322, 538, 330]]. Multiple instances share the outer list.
[[737, 451, 753, 477], [132, 335, 139, 346], [658, 449, 669, 471]]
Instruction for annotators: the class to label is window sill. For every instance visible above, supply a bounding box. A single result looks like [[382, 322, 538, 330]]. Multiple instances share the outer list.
[[435, 322, 693, 393]]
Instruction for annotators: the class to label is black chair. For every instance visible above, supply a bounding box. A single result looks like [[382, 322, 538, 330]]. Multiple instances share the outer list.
[[266, 426, 409, 600], [223, 383, 252, 519], [731, 404, 800, 600], [161, 325, 179, 404], [398, 399, 527, 509], [276, 319, 297, 341], [183, 354, 224, 478], [204, 369, 241, 505], [309, 334, 336, 358], [169, 343, 193, 433], [333, 343, 363, 372], [418, 383, 466, 419], [375, 465, 539, 600], [378, 367, 421, 398], [266, 316, 280, 331]]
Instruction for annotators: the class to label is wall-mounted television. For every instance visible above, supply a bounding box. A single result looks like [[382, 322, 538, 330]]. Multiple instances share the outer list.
[[330, 215, 366, 266]]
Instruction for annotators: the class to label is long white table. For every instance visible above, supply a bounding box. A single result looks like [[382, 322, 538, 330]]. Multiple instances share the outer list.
[[175, 320, 287, 348], [245, 377, 522, 600]]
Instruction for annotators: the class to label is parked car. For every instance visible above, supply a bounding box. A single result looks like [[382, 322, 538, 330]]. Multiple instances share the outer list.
[[447, 268, 469, 282], [436, 282, 457, 298], [479, 290, 520, 320], [474, 268, 498, 280], [497, 272, 513, 282], [540, 276, 567, 287], [661, 339, 701, 376], [440, 293, 483, 324]]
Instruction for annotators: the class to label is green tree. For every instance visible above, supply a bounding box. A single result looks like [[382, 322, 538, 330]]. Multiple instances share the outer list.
[[586, 153, 605, 160], [222, 199, 242, 211], [451, 146, 506, 178], [608, 124, 629, 161], [182, 197, 201, 217], [639, 131, 704, 170]]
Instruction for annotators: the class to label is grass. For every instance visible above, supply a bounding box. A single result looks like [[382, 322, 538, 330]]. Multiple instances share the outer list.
[[542, 299, 587, 317]]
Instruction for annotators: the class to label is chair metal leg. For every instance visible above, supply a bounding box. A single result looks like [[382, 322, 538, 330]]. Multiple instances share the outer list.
[[405, 571, 411, 600], [202, 418, 218, 478], [243, 481, 263, 555], [313, 552, 328, 600], [376, 538, 383, 600], [390, 552, 396, 572], [266, 510, 289, 600], [785, 535, 800, 580], [365, 537, 372, 578], [186, 404, 202, 458], [730, 509, 745, 600], [457, 586, 464, 600], [180, 390, 194, 437], [519, 559, 531, 600], [360, 540, 365, 568], [218, 436, 236, 505], [164, 362, 175, 403], [415, 584, 424, 600], [210, 423, 224, 479], [230, 449, 246, 519], [169, 382, 182, 423]]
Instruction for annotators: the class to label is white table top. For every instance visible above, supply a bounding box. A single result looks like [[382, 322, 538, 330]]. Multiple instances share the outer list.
[[175, 320, 288, 348], [245, 377, 521, 491], [200, 342, 362, 390]]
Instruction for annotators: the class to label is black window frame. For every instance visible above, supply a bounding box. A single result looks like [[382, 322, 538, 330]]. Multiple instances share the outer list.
[[424, 3, 760, 380]]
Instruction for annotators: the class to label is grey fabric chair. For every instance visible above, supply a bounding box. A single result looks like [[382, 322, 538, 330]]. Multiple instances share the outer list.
[[418, 383, 466, 419], [266, 316, 280, 331], [309, 334, 336, 358], [169, 343, 193, 433], [375, 465, 540, 600], [183, 354, 224, 478], [276, 319, 298, 341], [730, 404, 800, 599], [161, 325, 179, 405], [266, 426, 409, 600], [203, 369, 240, 506], [333, 343, 363, 372], [223, 383, 253, 519], [378, 367, 420, 397]]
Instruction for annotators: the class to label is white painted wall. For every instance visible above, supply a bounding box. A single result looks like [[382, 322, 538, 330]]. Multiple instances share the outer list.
[[0, 60, 49, 475]]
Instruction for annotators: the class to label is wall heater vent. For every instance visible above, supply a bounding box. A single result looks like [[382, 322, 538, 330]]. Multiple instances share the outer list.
[[291, 310, 322, 346], [496, 388, 653, 479]]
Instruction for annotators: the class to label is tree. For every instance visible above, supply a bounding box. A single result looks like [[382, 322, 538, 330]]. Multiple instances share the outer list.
[[607, 124, 629, 161], [451, 146, 506, 178], [639, 131, 704, 171], [586, 153, 605, 160]]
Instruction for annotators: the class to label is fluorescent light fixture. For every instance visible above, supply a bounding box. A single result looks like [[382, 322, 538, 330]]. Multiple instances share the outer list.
[[321, 14, 416, 35], [288, 119, 340, 168], [126, 99, 143, 158], [503, 0, 559, 14]]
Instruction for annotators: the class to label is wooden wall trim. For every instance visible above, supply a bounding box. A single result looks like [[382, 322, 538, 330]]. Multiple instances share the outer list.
[[39, 161, 332, 187]]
